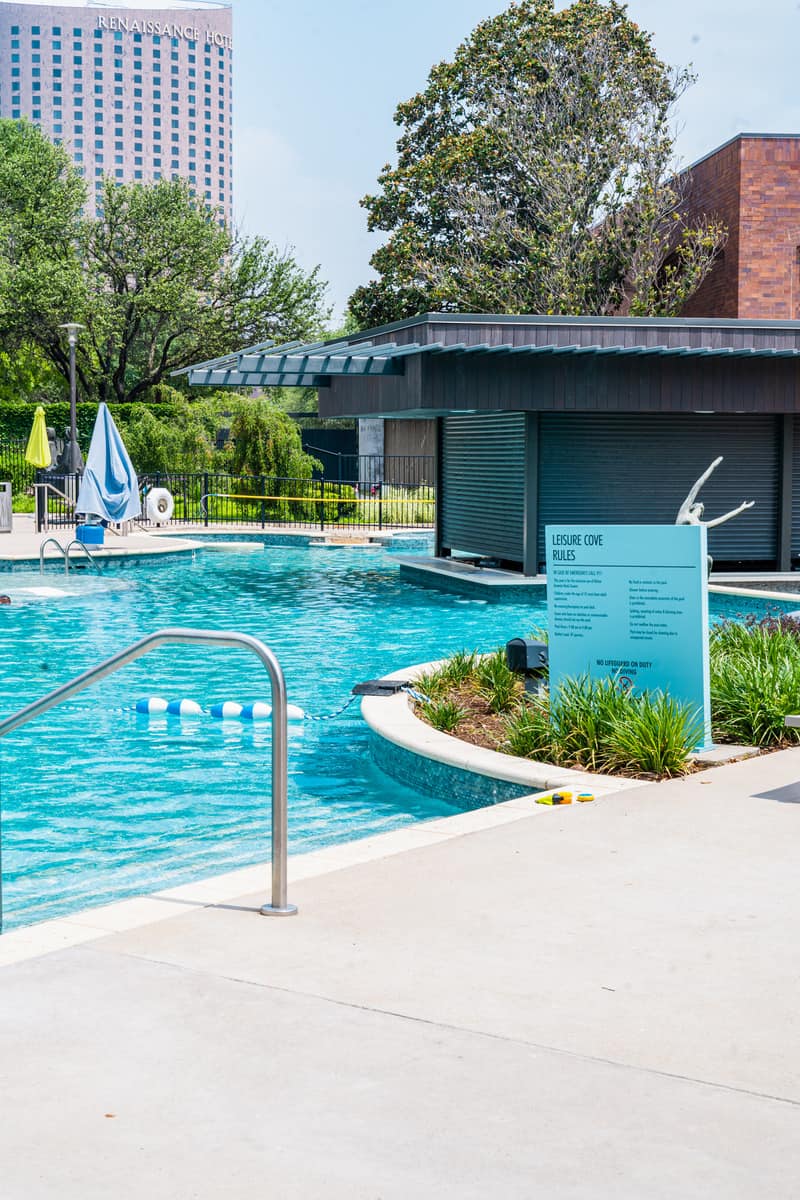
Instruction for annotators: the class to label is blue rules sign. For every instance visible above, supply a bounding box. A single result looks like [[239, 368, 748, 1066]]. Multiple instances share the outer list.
[[546, 525, 711, 746]]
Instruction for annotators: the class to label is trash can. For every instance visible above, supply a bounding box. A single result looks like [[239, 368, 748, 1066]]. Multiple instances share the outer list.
[[0, 482, 12, 534]]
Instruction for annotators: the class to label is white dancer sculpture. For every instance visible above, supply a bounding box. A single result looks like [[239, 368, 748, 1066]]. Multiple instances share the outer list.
[[676, 456, 754, 572]]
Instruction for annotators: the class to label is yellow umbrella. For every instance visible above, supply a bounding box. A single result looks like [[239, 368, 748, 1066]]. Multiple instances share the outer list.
[[25, 406, 52, 469]]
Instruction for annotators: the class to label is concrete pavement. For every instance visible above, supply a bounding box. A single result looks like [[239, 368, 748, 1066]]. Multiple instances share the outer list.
[[1, 749, 799, 1196]]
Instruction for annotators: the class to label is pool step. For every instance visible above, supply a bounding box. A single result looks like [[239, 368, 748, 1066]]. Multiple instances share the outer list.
[[308, 535, 389, 549]]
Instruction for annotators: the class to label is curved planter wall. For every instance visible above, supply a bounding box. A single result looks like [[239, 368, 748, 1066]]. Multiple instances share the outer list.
[[362, 664, 643, 808]]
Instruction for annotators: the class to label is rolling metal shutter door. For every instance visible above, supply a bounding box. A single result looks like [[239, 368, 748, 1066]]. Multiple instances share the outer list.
[[538, 414, 779, 567], [441, 414, 526, 562], [790, 416, 800, 558]]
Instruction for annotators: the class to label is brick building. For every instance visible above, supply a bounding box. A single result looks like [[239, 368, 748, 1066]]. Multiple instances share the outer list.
[[681, 134, 800, 320]]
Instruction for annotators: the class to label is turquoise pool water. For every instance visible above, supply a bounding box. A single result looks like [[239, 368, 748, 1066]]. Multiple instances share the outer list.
[[0, 542, 791, 930]]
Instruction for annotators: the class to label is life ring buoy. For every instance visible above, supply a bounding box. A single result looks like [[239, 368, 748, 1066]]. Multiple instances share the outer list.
[[146, 487, 174, 524]]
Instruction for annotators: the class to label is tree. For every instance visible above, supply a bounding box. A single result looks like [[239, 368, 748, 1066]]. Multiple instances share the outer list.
[[48, 177, 331, 404], [0, 119, 85, 350], [349, 0, 725, 326], [227, 397, 320, 480]]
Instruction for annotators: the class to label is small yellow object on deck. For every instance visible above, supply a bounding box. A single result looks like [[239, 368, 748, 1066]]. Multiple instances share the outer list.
[[577, 792, 595, 803], [536, 792, 573, 806]]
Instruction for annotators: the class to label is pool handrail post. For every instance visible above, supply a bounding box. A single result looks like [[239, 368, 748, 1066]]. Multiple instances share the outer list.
[[0, 628, 297, 926]]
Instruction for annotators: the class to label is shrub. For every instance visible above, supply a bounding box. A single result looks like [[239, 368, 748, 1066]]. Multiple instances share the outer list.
[[710, 621, 800, 747], [439, 650, 478, 688], [502, 675, 699, 778], [604, 692, 704, 777], [420, 698, 467, 733], [474, 649, 520, 714]]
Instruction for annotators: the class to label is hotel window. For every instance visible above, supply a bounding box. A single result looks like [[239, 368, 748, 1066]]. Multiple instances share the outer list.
[[94, 30, 102, 40], [75, 136, 83, 145], [135, 115, 143, 126], [114, 32, 122, 42], [11, 52, 19, 61], [95, 138, 103, 148], [114, 57, 122, 69], [114, 100, 122, 110], [171, 119, 179, 128], [115, 140, 123, 150], [73, 29, 81, 38], [32, 82, 41, 92], [133, 74, 141, 84], [94, 85, 102, 94], [134, 34, 142, 44], [134, 88, 141, 97], [115, 155, 122, 164], [10, 26, 18, 34], [32, 67, 41, 77], [54, 83, 62, 93], [134, 141, 142, 152], [115, 169, 123, 178], [171, 133, 179, 142], [32, 53, 40, 62], [54, 67, 62, 77], [94, 70, 102, 80], [95, 168, 103, 176], [153, 116, 161, 126], [134, 101, 142, 111], [32, 110, 41, 120], [11, 68, 19, 77], [135, 155, 142, 165], [154, 89, 161, 99], [135, 170, 142, 179], [74, 68, 83, 78], [12, 82, 20, 92], [114, 72, 122, 82], [11, 110, 20, 119], [54, 52, 62, 61], [204, 71, 210, 80]]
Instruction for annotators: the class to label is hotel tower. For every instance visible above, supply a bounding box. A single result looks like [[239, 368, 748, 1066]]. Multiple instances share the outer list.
[[0, 1, 233, 220]]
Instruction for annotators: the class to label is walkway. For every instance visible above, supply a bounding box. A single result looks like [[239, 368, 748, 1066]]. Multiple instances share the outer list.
[[1, 749, 798, 1197]]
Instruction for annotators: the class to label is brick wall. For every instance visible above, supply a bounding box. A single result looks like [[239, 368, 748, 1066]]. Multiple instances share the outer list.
[[738, 137, 800, 319], [679, 138, 741, 318], [680, 135, 800, 320]]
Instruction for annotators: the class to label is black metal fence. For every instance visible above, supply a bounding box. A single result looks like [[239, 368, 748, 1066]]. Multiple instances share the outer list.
[[141, 469, 435, 531], [0, 439, 35, 496], [30, 457, 436, 533]]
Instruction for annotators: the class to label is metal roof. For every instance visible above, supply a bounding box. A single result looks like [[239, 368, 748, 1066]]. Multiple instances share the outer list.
[[184, 335, 800, 390]]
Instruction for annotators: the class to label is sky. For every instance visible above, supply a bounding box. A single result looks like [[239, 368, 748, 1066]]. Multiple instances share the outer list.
[[231, 0, 800, 320]]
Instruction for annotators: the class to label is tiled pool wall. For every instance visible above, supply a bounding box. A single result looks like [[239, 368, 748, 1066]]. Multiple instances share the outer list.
[[369, 730, 532, 809]]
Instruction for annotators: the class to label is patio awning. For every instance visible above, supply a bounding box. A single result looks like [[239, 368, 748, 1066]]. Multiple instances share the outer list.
[[179, 335, 800, 390]]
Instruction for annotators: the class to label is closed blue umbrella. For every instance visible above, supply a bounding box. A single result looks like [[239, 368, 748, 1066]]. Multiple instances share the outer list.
[[75, 403, 141, 522]]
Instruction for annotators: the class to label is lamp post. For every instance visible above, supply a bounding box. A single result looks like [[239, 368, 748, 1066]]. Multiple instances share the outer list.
[[59, 322, 85, 476]]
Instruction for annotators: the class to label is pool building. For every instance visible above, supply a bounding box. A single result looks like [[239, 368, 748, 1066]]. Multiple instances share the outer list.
[[187, 313, 800, 575]]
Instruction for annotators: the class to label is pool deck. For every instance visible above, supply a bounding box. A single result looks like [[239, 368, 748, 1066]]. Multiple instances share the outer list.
[[0, 515, 429, 567], [1, 748, 798, 1197]]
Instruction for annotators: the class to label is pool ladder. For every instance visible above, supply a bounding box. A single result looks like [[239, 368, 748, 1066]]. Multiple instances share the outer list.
[[39, 537, 102, 575], [0, 628, 297, 929]]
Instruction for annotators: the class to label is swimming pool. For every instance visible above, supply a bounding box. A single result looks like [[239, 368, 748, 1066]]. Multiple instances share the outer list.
[[0, 542, 790, 930]]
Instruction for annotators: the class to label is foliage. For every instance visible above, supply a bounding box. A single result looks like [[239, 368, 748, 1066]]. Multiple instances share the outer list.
[[710, 620, 800, 748], [227, 397, 320, 480], [502, 675, 700, 777], [439, 650, 479, 688], [350, 0, 725, 326], [474, 649, 521, 713], [48, 178, 330, 404], [121, 400, 216, 475], [0, 130, 331, 403], [0, 345, 66, 406], [0, 120, 86, 351], [420, 697, 467, 733]]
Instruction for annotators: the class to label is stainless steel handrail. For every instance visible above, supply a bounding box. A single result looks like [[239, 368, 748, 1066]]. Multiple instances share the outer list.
[[0, 628, 297, 926], [65, 540, 102, 573], [39, 537, 69, 575]]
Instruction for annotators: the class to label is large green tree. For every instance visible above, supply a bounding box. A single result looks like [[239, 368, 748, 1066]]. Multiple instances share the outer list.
[[0, 121, 330, 403], [350, 0, 725, 326], [0, 119, 85, 351], [58, 177, 330, 404]]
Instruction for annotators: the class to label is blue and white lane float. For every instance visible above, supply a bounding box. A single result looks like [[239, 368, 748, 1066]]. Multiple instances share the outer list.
[[167, 699, 204, 716], [134, 698, 306, 720]]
